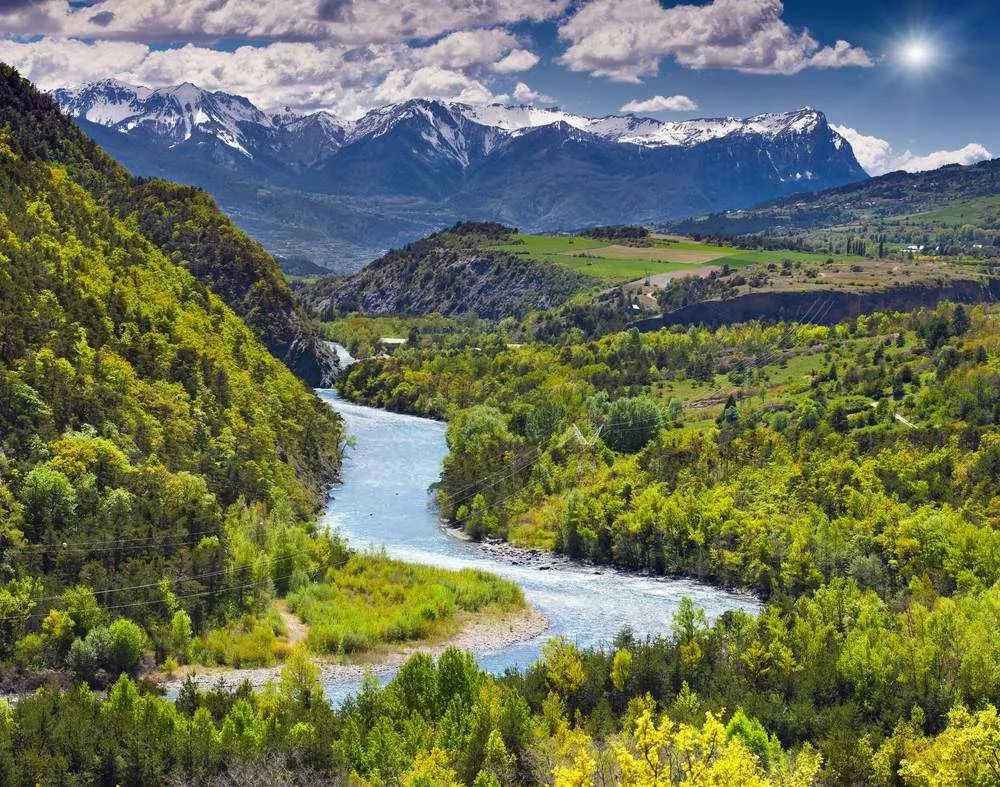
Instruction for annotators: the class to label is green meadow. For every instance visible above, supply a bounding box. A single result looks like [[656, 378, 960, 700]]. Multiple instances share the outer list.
[[494, 233, 865, 285]]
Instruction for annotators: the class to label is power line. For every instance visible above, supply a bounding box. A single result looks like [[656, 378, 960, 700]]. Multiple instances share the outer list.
[[8, 302, 846, 622], [9, 526, 228, 552], [0, 551, 355, 625]]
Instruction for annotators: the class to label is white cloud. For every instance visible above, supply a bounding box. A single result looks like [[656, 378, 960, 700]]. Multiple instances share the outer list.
[[832, 124, 992, 175], [417, 29, 526, 71], [0, 36, 150, 88], [558, 0, 872, 82], [809, 39, 875, 69], [830, 125, 894, 174], [415, 30, 538, 75], [492, 49, 539, 73], [0, 0, 569, 45], [373, 66, 499, 106], [896, 144, 992, 173], [0, 2, 556, 116], [511, 82, 554, 104], [620, 94, 698, 113], [0, 36, 510, 117]]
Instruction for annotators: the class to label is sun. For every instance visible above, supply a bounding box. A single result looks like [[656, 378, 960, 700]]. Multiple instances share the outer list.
[[900, 38, 934, 69]]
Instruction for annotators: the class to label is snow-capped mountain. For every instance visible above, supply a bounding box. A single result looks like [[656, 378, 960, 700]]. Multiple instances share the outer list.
[[447, 102, 829, 149], [54, 80, 853, 173], [53, 79, 349, 165], [53, 79, 867, 270]]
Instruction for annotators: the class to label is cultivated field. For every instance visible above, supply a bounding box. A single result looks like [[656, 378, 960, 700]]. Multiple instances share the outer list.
[[493, 233, 867, 285]]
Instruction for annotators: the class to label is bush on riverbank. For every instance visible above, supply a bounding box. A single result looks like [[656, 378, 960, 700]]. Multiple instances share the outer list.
[[178, 553, 525, 667], [196, 608, 289, 668]]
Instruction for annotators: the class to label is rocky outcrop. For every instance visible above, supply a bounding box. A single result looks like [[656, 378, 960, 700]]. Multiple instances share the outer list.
[[297, 224, 590, 321]]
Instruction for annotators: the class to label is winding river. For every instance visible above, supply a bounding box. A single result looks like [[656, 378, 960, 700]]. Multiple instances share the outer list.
[[315, 390, 760, 702]]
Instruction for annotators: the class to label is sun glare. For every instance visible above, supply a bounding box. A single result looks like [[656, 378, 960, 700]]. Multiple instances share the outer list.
[[900, 38, 934, 69]]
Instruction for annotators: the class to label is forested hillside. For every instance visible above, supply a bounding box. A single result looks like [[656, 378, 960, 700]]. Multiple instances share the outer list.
[[9, 303, 996, 784], [337, 302, 1000, 781], [0, 65, 336, 386], [0, 94, 347, 680]]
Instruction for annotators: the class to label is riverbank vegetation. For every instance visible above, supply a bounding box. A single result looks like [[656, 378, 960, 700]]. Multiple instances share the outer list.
[[318, 312, 479, 358], [337, 301, 1000, 781], [288, 554, 524, 657], [187, 553, 526, 668]]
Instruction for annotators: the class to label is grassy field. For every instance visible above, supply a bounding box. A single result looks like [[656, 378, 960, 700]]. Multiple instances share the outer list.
[[193, 552, 524, 666], [493, 233, 866, 285], [709, 256, 990, 298], [289, 553, 524, 656], [899, 195, 1000, 228], [711, 249, 864, 266], [651, 344, 836, 425]]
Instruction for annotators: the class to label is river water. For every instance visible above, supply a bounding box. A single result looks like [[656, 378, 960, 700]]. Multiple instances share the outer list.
[[315, 391, 760, 702]]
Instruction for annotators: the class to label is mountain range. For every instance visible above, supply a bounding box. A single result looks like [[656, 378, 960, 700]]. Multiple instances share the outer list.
[[54, 79, 868, 272]]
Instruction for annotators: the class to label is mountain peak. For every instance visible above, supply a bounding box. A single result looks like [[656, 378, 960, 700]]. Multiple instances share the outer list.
[[54, 78, 848, 158], [170, 80, 201, 96]]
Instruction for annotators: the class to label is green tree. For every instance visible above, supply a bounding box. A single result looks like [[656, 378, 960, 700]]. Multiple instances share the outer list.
[[169, 610, 194, 663], [18, 465, 76, 541], [951, 304, 971, 335], [106, 618, 147, 675], [604, 396, 663, 453]]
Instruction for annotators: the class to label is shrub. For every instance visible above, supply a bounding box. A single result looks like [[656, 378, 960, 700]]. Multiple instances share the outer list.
[[107, 619, 147, 675], [67, 636, 98, 681]]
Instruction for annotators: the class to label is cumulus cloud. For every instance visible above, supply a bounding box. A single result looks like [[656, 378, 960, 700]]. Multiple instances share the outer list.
[[0, 36, 151, 87], [414, 29, 538, 74], [511, 82, 554, 104], [0, 36, 510, 117], [558, 0, 872, 82], [372, 66, 499, 105], [0, 1, 557, 116], [620, 94, 698, 113], [0, 0, 569, 44], [830, 125, 894, 174], [896, 144, 993, 173], [809, 39, 875, 69], [832, 124, 992, 176], [418, 29, 513, 69], [492, 49, 540, 73]]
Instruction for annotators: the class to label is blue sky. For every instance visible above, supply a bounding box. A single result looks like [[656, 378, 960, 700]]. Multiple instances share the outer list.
[[512, 0, 998, 157], [0, 0, 994, 174]]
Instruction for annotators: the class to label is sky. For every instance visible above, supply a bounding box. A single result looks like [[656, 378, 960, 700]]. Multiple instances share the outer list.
[[0, 0, 995, 175]]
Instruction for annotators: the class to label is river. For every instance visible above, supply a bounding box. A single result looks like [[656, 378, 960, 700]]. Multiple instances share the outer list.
[[315, 390, 760, 703]]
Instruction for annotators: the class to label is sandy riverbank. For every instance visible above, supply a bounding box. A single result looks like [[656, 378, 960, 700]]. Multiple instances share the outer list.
[[160, 604, 549, 693]]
